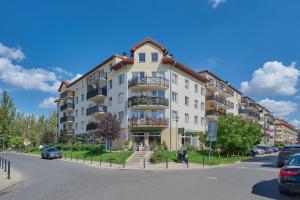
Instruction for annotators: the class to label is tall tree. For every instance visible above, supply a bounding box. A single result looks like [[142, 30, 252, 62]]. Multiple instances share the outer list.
[[94, 113, 121, 150], [0, 91, 16, 148]]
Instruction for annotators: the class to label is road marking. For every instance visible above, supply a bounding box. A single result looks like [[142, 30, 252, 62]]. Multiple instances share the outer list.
[[206, 176, 218, 180]]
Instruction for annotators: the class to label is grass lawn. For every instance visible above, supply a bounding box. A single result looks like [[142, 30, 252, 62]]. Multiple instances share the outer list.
[[29, 150, 133, 164], [164, 150, 250, 166]]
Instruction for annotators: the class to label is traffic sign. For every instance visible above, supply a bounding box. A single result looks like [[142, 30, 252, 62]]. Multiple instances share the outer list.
[[207, 120, 218, 141]]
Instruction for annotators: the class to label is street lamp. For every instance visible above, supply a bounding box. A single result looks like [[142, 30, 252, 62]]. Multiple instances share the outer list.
[[175, 116, 179, 151]]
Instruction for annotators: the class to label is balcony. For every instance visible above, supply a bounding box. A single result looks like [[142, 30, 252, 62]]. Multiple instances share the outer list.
[[129, 117, 169, 128], [60, 129, 75, 136], [60, 103, 74, 112], [128, 77, 169, 90], [87, 87, 107, 102], [86, 122, 97, 131], [128, 96, 168, 110], [206, 110, 220, 120], [86, 104, 107, 118], [60, 90, 74, 99], [220, 84, 234, 98], [206, 95, 234, 109], [238, 109, 260, 121], [60, 116, 74, 123], [207, 80, 221, 92]]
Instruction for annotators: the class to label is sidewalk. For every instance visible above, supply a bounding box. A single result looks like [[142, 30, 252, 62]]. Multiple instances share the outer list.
[[0, 167, 22, 193]]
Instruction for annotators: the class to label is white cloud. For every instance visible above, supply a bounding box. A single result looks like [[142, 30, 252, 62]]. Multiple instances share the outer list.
[[39, 97, 57, 108], [69, 74, 82, 82], [0, 43, 25, 61], [241, 61, 300, 97], [291, 119, 300, 129], [210, 0, 226, 8], [258, 98, 298, 117], [0, 42, 76, 94]]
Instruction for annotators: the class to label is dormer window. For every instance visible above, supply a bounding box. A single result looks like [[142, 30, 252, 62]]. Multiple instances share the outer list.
[[138, 53, 146, 62], [151, 52, 158, 62]]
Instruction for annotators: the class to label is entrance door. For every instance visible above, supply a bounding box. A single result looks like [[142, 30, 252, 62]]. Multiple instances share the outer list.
[[132, 133, 145, 150]]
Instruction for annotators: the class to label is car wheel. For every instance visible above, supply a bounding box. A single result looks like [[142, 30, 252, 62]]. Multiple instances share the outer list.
[[279, 186, 290, 195]]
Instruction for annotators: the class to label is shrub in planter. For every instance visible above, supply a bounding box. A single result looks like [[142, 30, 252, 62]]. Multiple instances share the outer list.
[[149, 146, 165, 163]]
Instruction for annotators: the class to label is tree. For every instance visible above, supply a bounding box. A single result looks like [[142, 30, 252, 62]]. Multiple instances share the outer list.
[[0, 91, 16, 148], [94, 113, 121, 151], [213, 115, 262, 152], [41, 131, 55, 145]]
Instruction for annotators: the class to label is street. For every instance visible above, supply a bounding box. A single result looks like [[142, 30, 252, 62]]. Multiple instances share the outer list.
[[0, 152, 298, 200]]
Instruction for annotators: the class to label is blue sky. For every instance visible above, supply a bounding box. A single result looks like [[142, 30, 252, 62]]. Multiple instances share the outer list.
[[0, 0, 299, 127]]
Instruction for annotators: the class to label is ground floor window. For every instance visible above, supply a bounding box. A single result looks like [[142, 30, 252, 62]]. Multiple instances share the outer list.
[[132, 132, 145, 146], [149, 133, 161, 146], [182, 135, 197, 146]]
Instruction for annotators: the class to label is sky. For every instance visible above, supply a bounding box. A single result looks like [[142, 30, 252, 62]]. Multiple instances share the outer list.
[[0, 0, 299, 128]]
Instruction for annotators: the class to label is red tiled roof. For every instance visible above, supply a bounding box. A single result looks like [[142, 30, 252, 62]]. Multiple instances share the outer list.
[[58, 81, 71, 92]]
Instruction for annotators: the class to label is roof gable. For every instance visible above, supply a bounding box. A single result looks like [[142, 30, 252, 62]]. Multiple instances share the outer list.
[[130, 37, 167, 55]]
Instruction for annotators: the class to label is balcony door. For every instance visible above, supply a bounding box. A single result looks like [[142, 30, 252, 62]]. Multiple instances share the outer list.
[[132, 72, 145, 78]]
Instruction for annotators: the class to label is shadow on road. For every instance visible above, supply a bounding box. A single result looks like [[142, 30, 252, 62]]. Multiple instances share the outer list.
[[252, 179, 300, 200], [241, 154, 279, 168]]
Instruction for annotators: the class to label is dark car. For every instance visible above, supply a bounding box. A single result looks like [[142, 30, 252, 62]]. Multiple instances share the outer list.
[[278, 154, 300, 194], [278, 145, 300, 167], [41, 147, 62, 159], [272, 146, 280, 152], [257, 145, 274, 154]]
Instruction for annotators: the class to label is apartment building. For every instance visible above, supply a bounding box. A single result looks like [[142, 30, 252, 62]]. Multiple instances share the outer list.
[[274, 119, 298, 145], [239, 96, 261, 123], [198, 70, 242, 120], [257, 105, 275, 145], [57, 38, 207, 150]]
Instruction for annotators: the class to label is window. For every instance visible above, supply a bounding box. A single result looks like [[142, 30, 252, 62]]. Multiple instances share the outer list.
[[201, 102, 205, 111], [201, 87, 205, 96], [185, 79, 189, 89], [172, 111, 178, 121], [172, 92, 178, 103], [118, 111, 124, 121], [152, 71, 165, 78], [108, 97, 113, 106], [109, 79, 112, 89], [152, 91, 165, 98], [195, 84, 198, 93], [81, 107, 84, 116], [194, 100, 198, 109], [75, 109, 78, 117], [81, 94, 84, 102], [201, 117, 205, 125], [185, 96, 189, 106], [138, 53, 146, 62], [81, 121, 84, 129], [172, 73, 178, 84], [151, 52, 158, 62], [76, 97, 79, 104], [132, 72, 145, 78], [194, 116, 199, 125], [185, 113, 189, 123], [118, 74, 124, 85], [149, 110, 164, 118], [132, 110, 144, 118], [118, 93, 124, 103]]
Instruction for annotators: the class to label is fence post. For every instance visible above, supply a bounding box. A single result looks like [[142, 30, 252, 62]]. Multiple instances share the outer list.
[[202, 155, 205, 167], [91, 156, 92, 164], [143, 157, 146, 169], [122, 156, 125, 168], [166, 157, 168, 169], [0, 156, 1, 168], [71, 152, 72, 161], [187, 158, 189, 168], [99, 155, 102, 166], [76, 154, 78, 162], [110, 155, 112, 167], [4, 159, 7, 172], [7, 161, 10, 179], [64, 153, 66, 160]]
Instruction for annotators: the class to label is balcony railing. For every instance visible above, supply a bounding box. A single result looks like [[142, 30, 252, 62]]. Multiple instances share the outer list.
[[86, 104, 107, 116], [60, 129, 74, 136], [129, 117, 169, 127], [60, 103, 74, 111], [128, 96, 168, 108], [60, 90, 74, 99], [86, 122, 97, 131], [206, 110, 220, 117], [206, 95, 234, 109], [60, 116, 74, 123], [128, 77, 169, 89], [207, 80, 234, 97], [87, 87, 107, 100], [238, 109, 260, 120]]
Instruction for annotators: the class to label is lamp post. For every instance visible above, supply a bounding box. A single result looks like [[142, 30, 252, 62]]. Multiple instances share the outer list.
[[175, 116, 179, 151]]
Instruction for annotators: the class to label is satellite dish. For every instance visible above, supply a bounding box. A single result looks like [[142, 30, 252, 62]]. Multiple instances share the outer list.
[[92, 83, 97, 89]]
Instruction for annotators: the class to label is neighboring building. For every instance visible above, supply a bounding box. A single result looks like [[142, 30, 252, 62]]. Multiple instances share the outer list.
[[257, 105, 275, 145], [238, 96, 261, 123], [57, 38, 208, 150], [198, 70, 242, 120], [274, 119, 298, 145], [297, 129, 300, 144]]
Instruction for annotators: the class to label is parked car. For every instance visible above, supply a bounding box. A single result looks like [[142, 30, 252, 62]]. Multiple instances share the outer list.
[[272, 146, 280, 152], [41, 147, 62, 159], [278, 153, 300, 194], [251, 147, 265, 156], [39, 144, 49, 150], [277, 145, 300, 167], [257, 145, 274, 154]]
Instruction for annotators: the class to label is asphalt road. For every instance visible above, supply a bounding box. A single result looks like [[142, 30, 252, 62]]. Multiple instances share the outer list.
[[0, 152, 299, 200]]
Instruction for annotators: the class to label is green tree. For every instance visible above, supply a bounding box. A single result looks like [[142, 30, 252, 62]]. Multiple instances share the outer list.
[[0, 91, 16, 148], [213, 115, 262, 152]]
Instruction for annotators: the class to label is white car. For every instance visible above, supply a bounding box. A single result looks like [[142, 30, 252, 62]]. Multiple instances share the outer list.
[[256, 148, 266, 154]]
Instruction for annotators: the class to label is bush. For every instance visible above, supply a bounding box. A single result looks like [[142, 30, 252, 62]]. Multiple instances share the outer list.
[[72, 142, 83, 151], [149, 146, 165, 163], [82, 144, 104, 153], [62, 145, 72, 151], [183, 144, 196, 151], [161, 141, 168, 150]]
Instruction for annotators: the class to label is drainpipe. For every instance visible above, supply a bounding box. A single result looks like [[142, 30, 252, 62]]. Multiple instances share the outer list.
[[169, 60, 177, 150]]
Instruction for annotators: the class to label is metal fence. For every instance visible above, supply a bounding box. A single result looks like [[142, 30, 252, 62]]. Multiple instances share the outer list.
[[0, 155, 11, 179]]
